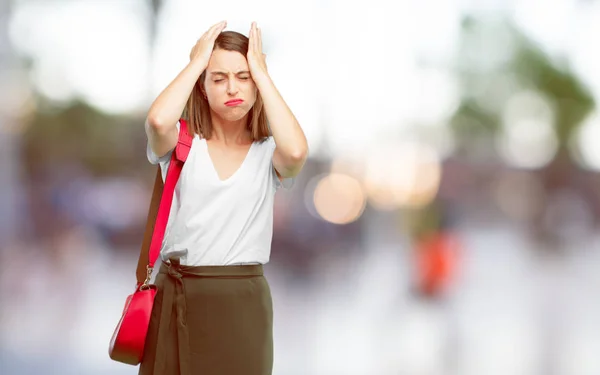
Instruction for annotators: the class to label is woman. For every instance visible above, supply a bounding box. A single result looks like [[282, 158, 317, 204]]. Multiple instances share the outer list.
[[140, 20, 308, 375]]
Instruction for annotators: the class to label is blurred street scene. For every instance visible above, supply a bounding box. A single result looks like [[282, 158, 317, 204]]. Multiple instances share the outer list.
[[2, 0, 600, 374]]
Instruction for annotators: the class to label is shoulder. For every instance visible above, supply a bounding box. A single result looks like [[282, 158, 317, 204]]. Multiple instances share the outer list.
[[256, 136, 295, 190], [257, 136, 276, 150], [250, 136, 275, 153]]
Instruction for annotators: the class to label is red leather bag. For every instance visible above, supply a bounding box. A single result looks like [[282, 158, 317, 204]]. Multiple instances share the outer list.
[[109, 120, 192, 365]]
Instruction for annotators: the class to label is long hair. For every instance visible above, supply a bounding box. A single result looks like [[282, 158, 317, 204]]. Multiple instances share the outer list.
[[184, 31, 270, 141]]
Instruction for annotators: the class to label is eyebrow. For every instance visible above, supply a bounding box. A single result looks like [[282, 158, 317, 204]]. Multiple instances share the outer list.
[[209, 71, 251, 76]]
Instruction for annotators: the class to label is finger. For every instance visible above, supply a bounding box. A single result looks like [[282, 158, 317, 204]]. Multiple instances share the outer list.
[[212, 20, 226, 31], [211, 25, 225, 41], [217, 20, 227, 34], [205, 20, 226, 39], [202, 22, 218, 39], [258, 27, 262, 53], [248, 23, 255, 52], [255, 24, 260, 52], [252, 22, 259, 52], [212, 20, 227, 35]]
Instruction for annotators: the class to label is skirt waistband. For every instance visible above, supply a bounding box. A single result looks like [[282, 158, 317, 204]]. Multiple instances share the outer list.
[[159, 257, 263, 278]]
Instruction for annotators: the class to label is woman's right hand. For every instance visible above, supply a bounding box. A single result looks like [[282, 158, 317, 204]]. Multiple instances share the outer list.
[[189, 20, 227, 64]]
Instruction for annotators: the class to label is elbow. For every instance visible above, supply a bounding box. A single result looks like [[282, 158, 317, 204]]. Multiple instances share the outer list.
[[290, 146, 308, 165], [275, 146, 308, 178], [147, 112, 164, 129], [146, 112, 161, 129], [146, 113, 171, 135], [295, 143, 309, 160]]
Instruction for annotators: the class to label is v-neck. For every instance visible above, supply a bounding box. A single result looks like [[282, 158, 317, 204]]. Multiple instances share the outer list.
[[204, 139, 255, 184]]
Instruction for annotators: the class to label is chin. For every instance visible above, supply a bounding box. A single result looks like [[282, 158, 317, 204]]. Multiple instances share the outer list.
[[218, 107, 251, 122]]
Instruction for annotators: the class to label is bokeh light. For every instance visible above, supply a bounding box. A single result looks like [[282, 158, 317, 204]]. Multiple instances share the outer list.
[[363, 141, 442, 210], [496, 90, 559, 169], [312, 173, 366, 225], [571, 111, 600, 171]]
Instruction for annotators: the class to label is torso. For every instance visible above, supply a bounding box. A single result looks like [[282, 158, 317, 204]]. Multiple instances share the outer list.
[[146, 121, 293, 266]]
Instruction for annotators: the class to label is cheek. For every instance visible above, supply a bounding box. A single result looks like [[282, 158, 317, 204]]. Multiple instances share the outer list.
[[205, 86, 224, 105], [244, 84, 257, 103], [205, 84, 222, 97]]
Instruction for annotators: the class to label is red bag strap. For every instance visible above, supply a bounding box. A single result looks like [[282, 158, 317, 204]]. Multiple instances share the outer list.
[[136, 119, 192, 286]]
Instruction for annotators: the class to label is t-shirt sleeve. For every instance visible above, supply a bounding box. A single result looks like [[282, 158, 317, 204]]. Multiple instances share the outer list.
[[146, 121, 180, 180], [268, 137, 295, 191]]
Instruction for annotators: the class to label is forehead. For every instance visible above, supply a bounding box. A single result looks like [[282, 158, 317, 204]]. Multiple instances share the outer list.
[[207, 49, 248, 73]]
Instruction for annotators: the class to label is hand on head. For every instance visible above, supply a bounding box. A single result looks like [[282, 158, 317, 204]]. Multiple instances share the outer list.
[[190, 20, 227, 63], [247, 21, 268, 79]]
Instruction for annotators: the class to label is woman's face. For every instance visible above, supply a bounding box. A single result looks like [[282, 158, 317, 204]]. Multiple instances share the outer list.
[[203, 48, 257, 122]]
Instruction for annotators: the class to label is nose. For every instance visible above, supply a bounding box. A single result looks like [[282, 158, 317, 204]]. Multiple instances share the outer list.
[[226, 78, 238, 96]]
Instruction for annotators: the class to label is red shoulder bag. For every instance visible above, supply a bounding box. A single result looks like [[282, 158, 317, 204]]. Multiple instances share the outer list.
[[108, 119, 192, 365]]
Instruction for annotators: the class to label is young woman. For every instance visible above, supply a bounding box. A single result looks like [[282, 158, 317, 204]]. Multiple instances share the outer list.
[[139, 20, 308, 375]]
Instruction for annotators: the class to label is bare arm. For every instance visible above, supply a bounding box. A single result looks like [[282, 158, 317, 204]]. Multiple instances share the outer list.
[[255, 75, 308, 178], [145, 58, 208, 157], [146, 21, 227, 158], [247, 23, 308, 179]]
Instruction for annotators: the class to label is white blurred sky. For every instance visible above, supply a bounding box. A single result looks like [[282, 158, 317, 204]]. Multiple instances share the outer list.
[[6, 0, 600, 158]]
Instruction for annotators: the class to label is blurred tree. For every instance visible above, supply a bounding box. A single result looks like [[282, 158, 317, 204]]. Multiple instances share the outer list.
[[448, 16, 596, 248], [451, 16, 594, 152], [404, 15, 596, 254], [149, 0, 164, 47], [19, 0, 168, 179], [21, 100, 147, 177]]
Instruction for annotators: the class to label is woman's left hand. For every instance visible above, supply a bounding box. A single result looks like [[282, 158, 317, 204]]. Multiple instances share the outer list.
[[248, 22, 269, 82]]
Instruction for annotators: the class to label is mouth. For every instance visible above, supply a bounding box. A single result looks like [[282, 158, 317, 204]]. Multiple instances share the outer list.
[[225, 99, 244, 107]]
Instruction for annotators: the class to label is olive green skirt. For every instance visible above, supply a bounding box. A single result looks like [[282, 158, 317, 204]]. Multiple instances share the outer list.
[[138, 258, 273, 375]]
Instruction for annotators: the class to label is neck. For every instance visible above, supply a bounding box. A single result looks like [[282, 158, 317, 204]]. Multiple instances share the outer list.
[[209, 112, 252, 145]]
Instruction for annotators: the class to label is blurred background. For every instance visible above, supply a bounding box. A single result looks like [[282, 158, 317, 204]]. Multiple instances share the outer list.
[[2, 0, 600, 374]]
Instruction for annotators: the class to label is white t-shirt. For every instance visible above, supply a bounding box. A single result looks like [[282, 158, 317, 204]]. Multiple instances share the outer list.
[[146, 121, 293, 266]]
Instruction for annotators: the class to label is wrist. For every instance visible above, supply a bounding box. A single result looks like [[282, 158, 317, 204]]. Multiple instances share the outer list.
[[189, 57, 208, 73], [253, 72, 272, 89]]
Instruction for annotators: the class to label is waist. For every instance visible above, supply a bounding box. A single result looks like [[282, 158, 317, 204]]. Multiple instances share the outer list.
[[159, 257, 264, 278], [160, 245, 270, 266]]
